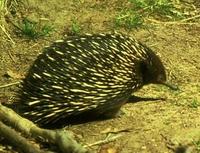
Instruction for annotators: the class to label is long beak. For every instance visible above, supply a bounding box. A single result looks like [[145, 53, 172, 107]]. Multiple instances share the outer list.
[[161, 82, 179, 90]]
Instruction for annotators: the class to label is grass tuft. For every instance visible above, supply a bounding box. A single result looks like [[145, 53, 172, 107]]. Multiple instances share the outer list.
[[114, 0, 185, 29], [71, 18, 81, 35], [15, 18, 54, 39], [193, 139, 200, 151], [115, 10, 144, 29], [188, 98, 200, 108]]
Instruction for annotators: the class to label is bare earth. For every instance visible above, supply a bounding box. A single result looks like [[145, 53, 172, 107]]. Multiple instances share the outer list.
[[0, 0, 200, 153]]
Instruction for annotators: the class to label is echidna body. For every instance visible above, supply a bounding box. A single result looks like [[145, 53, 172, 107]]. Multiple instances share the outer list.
[[20, 33, 166, 128]]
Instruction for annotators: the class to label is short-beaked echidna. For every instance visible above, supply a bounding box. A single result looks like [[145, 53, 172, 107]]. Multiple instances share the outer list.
[[19, 33, 173, 128]]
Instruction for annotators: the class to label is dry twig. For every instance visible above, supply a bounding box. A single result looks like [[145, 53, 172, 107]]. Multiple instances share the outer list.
[[0, 24, 15, 45], [147, 14, 200, 25], [0, 81, 21, 89], [84, 134, 123, 148]]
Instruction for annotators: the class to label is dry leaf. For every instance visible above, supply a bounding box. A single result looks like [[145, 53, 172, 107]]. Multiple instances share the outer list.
[[5, 70, 24, 79]]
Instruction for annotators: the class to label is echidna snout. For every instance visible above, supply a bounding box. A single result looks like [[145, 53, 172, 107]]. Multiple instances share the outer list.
[[140, 47, 177, 90], [139, 45, 166, 85]]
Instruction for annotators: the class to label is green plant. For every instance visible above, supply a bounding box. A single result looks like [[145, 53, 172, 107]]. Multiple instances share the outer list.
[[16, 18, 54, 39], [40, 24, 54, 37], [71, 18, 81, 34], [115, 10, 144, 29], [193, 139, 200, 151], [188, 98, 200, 108], [114, 0, 184, 29]]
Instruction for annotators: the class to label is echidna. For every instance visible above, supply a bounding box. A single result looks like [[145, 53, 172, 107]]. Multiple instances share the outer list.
[[19, 33, 175, 128]]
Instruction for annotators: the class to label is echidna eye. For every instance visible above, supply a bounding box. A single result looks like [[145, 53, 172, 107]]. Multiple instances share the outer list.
[[157, 74, 165, 82]]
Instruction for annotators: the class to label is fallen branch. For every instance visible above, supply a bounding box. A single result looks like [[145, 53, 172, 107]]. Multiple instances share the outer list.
[[0, 121, 47, 153], [0, 104, 90, 153]]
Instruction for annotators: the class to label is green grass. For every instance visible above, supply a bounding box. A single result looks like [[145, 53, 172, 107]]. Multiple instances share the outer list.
[[193, 140, 200, 152], [188, 98, 200, 108], [115, 0, 184, 29], [71, 18, 81, 35], [16, 18, 54, 39], [115, 10, 144, 29]]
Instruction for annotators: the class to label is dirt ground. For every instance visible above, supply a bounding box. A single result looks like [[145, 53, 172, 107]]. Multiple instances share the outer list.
[[0, 0, 200, 153]]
